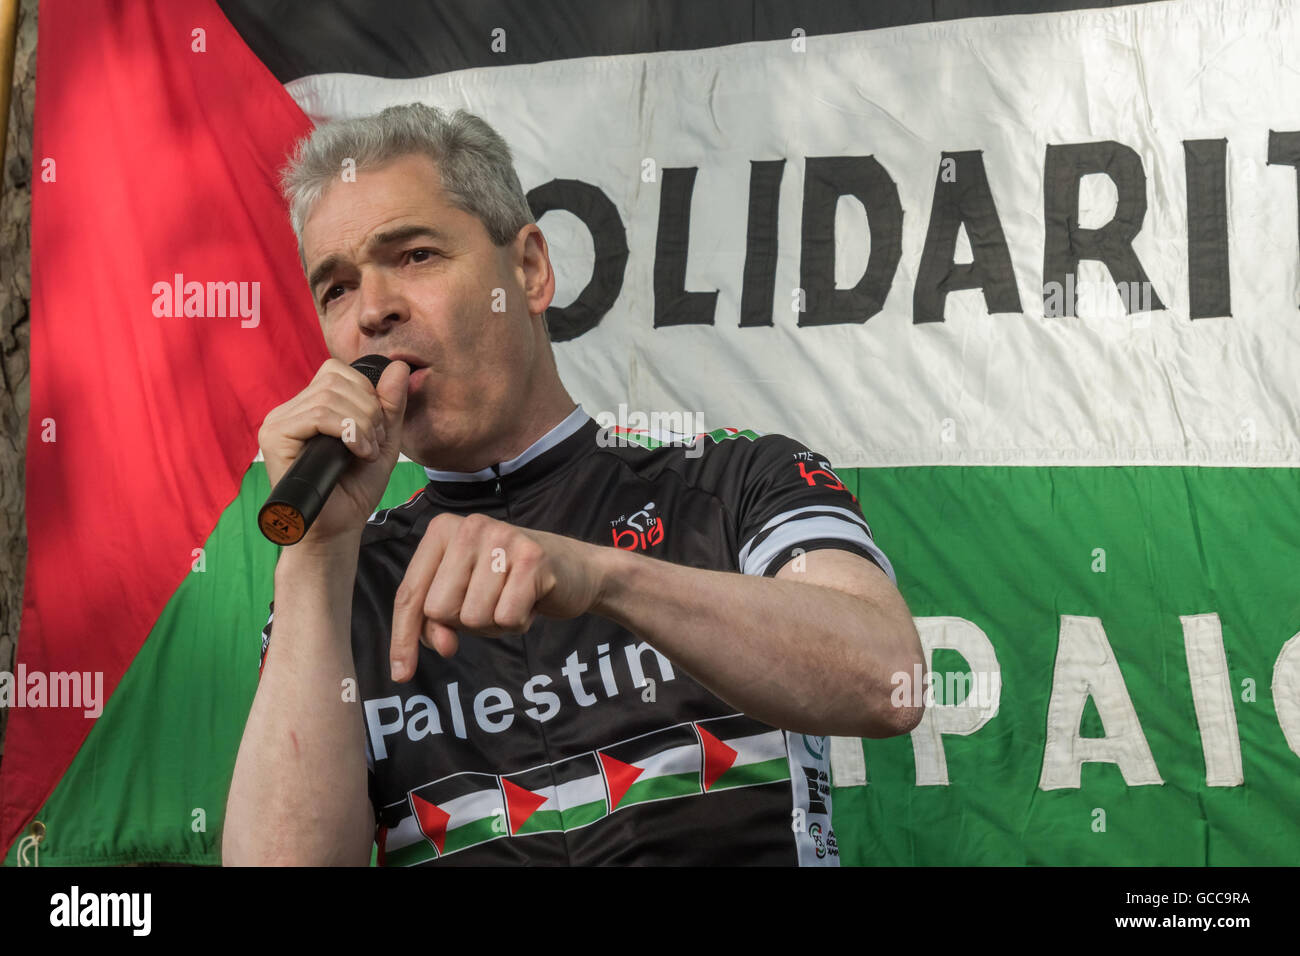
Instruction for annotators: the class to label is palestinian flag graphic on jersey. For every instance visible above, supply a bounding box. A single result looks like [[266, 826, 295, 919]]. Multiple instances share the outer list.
[[597, 724, 703, 811], [10, 0, 1300, 869], [382, 773, 509, 865], [380, 722, 780, 864], [501, 753, 609, 836], [694, 715, 791, 793], [408, 773, 507, 859]]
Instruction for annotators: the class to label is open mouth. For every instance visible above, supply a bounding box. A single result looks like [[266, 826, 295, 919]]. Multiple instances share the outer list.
[[406, 365, 431, 393], [386, 355, 427, 372]]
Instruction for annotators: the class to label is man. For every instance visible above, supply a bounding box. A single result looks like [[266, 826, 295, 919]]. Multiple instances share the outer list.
[[223, 103, 924, 866]]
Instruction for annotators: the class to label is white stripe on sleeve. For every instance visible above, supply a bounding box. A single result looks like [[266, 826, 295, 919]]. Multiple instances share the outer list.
[[740, 514, 896, 583]]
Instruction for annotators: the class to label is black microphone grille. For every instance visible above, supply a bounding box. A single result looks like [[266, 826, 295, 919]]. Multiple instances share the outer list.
[[351, 354, 392, 388]]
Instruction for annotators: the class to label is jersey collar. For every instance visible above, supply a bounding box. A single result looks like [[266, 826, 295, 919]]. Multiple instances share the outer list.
[[420, 404, 600, 499]]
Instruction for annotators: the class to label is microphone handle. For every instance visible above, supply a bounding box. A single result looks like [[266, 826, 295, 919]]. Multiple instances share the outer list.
[[258, 355, 392, 545]]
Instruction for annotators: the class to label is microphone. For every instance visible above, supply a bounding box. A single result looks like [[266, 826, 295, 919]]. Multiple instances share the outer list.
[[258, 354, 393, 545]]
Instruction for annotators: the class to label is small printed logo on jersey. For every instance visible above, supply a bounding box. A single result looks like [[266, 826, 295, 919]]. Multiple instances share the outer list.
[[802, 765, 830, 816], [808, 822, 839, 859], [609, 501, 666, 551], [810, 822, 826, 858], [793, 452, 859, 503], [802, 734, 827, 760]]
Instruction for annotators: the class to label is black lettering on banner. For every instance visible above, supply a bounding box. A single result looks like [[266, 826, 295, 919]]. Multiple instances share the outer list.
[[1042, 140, 1166, 317], [740, 159, 786, 328], [913, 149, 1022, 324], [654, 167, 719, 327], [799, 155, 903, 326], [803, 766, 828, 815], [1184, 138, 1231, 320], [1266, 129, 1300, 309], [527, 178, 628, 342]]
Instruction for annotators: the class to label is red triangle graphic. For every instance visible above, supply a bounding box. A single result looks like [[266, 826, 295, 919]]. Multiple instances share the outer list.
[[697, 725, 739, 791], [501, 779, 550, 834], [598, 751, 645, 809], [410, 793, 451, 854]]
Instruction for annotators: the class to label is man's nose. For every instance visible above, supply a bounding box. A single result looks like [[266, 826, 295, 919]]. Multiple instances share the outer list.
[[355, 269, 409, 334]]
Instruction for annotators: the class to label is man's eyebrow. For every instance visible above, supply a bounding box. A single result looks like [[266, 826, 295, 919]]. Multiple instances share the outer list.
[[306, 225, 451, 294], [307, 254, 344, 295]]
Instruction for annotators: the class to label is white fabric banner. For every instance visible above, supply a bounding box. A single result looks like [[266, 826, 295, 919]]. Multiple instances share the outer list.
[[285, 0, 1300, 467]]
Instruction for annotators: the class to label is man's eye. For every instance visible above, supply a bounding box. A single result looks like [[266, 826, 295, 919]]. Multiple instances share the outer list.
[[406, 248, 437, 264], [322, 284, 345, 306]]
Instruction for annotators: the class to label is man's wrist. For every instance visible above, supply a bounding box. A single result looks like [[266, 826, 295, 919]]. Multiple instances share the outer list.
[[275, 530, 363, 578], [590, 544, 652, 625]]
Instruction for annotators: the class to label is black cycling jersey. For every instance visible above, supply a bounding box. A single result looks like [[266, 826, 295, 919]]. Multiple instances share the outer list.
[[258, 405, 895, 865]]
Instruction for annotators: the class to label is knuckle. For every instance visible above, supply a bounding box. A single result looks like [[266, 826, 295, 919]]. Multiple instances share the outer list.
[[314, 359, 342, 379], [456, 516, 488, 543], [430, 512, 460, 534], [311, 403, 334, 428], [461, 513, 492, 534], [423, 591, 456, 622], [494, 606, 528, 632], [461, 608, 492, 631], [319, 361, 355, 388], [393, 581, 422, 612], [514, 540, 545, 569]]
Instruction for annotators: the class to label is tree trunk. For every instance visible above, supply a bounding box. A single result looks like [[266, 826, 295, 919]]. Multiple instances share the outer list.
[[0, 0, 37, 758]]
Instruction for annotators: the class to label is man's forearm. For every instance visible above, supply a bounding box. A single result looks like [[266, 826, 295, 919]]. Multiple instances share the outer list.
[[223, 538, 373, 865], [591, 548, 923, 737]]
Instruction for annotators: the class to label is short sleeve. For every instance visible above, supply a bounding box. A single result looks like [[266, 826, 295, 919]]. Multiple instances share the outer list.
[[257, 599, 376, 775], [258, 601, 274, 678], [734, 434, 897, 584]]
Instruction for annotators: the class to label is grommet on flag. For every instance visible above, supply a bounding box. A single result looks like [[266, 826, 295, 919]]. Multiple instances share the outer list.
[[16, 820, 44, 867]]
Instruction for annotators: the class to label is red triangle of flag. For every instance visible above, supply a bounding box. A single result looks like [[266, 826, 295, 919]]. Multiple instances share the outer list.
[[501, 778, 550, 834], [697, 724, 739, 791], [410, 793, 451, 854], [1, 0, 320, 857], [598, 751, 645, 809]]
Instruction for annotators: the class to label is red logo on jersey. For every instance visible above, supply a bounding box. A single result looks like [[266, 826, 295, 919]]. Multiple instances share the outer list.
[[610, 502, 666, 552], [796, 459, 859, 503]]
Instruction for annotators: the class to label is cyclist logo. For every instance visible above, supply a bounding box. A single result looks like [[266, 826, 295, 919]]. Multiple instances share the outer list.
[[610, 502, 666, 552]]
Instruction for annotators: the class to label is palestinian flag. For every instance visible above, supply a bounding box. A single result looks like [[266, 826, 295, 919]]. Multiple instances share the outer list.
[[695, 715, 791, 793], [404, 773, 508, 860], [7, 0, 1300, 868], [597, 725, 702, 811], [501, 753, 609, 836], [377, 804, 433, 869]]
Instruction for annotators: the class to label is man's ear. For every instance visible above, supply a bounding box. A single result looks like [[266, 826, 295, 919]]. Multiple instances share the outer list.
[[513, 224, 555, 318]]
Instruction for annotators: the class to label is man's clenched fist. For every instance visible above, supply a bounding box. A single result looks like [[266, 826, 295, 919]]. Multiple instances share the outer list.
[[390, 512, 608, 681]]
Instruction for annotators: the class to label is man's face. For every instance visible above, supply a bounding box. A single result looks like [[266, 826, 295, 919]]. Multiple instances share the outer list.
[[300, 152, 543, 466]]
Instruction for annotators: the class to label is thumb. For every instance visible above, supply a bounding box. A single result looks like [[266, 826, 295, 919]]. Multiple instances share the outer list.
[[375, 360, 410, 438]]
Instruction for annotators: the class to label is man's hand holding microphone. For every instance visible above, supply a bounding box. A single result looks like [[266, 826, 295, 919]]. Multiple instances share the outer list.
[[258, 355, 411, 548]]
